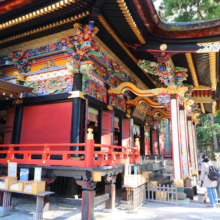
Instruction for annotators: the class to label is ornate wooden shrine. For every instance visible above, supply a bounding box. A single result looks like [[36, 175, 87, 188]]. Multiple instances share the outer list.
[[0, 0, 219, 219]]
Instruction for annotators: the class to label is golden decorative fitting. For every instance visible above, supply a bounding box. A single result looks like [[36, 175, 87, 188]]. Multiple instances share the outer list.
[[183, 174, 188, 180], [190, 152, 194, 156], [117, 0, 145, 44], [191, 113, 199, 121], [209, 52, 217, 90], [191, 161, 195, 164], [185, 53, 199, 87], [42, 160, 45, 164], [68, 91, 85, 99], [126, 113, 131, 118], [107, 105, 113, 111], [160, 44, 167, 51], [182, 150, 187, 155], [12, 99, 23, 105], [87, 128, 94, 140], [192, 170, 197, 175], [7, 160, 9, 163], [183, 162, 188, 167], [91, 171, 102, 182], [167, 84, 188, 97], [184, 99, 194, 109], [155, 156, 157, 161], [0, 11, 89, 44], [0, 0, 77, 31], [174, 179, 184, 187]]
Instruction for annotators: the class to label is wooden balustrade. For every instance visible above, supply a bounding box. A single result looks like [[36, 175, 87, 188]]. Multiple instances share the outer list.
[[0, 142, 140, 168]]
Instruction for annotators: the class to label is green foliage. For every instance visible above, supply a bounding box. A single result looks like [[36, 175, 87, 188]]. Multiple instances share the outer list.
[[196, 111, 220, 152], [158, 0, 220, 22]]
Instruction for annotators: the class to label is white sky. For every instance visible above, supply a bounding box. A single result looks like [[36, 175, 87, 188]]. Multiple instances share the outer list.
[[153, 0, 163, 10]]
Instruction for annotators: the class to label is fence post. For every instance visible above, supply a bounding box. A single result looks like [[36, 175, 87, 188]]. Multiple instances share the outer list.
[[85, 128, 94, 167], [6, 145, 14, 162], [42, 145, 49, 165]]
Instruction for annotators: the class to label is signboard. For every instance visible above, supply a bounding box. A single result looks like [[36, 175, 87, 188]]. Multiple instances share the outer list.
[[34, 167, 42, 181], [8, 162, 17, 177], [20, 168, 29, 182], [132, 102, 149, 121]]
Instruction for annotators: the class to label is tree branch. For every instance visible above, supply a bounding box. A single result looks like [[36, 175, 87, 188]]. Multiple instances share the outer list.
[[196, 0, 205, 21]]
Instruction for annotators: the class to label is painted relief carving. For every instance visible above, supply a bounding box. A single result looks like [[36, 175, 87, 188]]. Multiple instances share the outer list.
[[24, 69, 73, 97], [109, 95, 126, 112], [82, 72, 107, 103]]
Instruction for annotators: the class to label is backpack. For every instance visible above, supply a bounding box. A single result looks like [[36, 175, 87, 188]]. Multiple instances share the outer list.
[[207, 166, 219, 181]]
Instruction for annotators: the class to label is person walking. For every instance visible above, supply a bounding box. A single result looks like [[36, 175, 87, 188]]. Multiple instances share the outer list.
[[200, 155, 218, 207]]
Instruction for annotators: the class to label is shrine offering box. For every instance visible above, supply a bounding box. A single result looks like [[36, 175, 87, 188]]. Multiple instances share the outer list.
[[0, 176, 17, 190], [23, 181, 45, 194], [10, 181, 24, 192], [124, 175, 141, 187]]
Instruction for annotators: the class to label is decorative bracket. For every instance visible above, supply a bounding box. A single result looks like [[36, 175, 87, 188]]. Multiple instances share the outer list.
[[150, 51, 176, 63], [76, 180, 97, 190]]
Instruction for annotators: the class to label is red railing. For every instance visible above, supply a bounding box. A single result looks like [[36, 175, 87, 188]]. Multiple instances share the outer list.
[[0, 139, 140, 167]]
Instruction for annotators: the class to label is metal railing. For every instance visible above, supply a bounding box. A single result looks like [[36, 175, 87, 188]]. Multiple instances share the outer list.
[[146, 183, 178, 206]]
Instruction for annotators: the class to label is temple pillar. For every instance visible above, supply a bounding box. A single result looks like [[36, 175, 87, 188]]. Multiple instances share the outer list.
[[76, 180, 96, 220], [170, 94, 183, 186], [164, 118, 171, 152], [187, 117, 196, 176], [70, 73, 83, 149], [192, 121, 199, 177], [103, 176, 117, 213], [179, 106, 190, 178]]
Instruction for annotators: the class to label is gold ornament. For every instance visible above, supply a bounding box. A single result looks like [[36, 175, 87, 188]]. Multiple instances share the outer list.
[[160, 44, 167, 51]]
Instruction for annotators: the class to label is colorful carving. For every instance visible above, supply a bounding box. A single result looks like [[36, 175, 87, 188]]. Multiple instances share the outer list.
[[82, 72, 107, 103], [150, 51, 176, 63], [146, 109, 170, 119], [24, 69, 73, 97], [157, 95, 170, 105], [108, 82, 169, 97], [62, 22, 99, 71], [4, 47, 32, 73], [126, 96, 167, 108], [109, 95, 126, 112], [138, 59, 188, 86]]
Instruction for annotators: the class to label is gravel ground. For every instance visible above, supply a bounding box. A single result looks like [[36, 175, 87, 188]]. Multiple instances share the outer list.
[[12, 195, 122, 220]]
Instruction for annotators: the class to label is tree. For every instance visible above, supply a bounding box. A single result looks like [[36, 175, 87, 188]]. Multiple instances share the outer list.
[[196, 111, 220, 157], [158, 0, 220, 22]]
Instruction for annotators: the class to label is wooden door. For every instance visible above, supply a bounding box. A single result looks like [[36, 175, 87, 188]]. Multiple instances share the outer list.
[[152, 130, 158, 155], [101, 110, 114, 149], [4, 107, 15, 144], [121, 118, 131, 148]]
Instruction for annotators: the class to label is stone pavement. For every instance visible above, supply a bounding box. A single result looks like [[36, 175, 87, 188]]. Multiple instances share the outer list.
[[1, 201, 220, 220]]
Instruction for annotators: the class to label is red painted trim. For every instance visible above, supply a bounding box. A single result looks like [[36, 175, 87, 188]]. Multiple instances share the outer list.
[[176, 95, 183, 179], [170, 95, 175, 178], [184, 109, 190, 174]]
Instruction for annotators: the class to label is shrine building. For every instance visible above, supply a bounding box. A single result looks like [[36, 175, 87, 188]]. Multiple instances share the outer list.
[[0, 0, 219, 219]]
